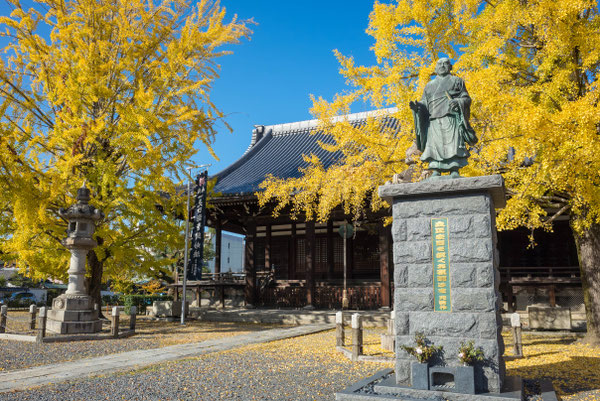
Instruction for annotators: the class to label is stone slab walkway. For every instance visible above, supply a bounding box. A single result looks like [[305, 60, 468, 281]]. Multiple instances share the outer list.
[[192, 307, 391, 327], [0, 323, 334, 393]]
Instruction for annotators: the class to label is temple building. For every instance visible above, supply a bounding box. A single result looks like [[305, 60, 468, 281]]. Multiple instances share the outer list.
[[205, 109, 582, 313]]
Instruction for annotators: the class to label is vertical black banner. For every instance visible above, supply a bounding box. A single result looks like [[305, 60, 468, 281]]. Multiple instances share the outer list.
[[187, 171, 208, 281]]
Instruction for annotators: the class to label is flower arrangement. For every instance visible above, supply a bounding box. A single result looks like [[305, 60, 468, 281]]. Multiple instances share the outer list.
[[458, 341, 485, 365], [401, 332, 443, 364]]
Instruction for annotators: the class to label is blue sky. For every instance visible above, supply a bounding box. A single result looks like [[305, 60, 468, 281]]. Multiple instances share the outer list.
[[194, 0, 379, 175]]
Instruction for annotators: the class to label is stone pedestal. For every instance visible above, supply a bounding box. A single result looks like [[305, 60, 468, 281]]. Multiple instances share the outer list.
[[383, 175, 506, 393], [46, 294, 102, 334], [150, 301, 189, 318], [527, 305, 572, 330], [336, 175, 537, 401]]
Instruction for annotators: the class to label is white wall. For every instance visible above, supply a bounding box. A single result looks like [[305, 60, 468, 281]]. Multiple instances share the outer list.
[[0, 267, 18, 281], [207, 231, 245, 273]]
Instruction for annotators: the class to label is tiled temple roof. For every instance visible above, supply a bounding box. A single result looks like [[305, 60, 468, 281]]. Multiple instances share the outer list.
[[212, 107, 399, 196]]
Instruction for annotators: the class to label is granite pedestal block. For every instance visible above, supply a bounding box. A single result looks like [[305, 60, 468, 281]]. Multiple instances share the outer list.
[[46, 294, 102, 334], [382, 175, 506, 394], [337, 176, 519, 401]]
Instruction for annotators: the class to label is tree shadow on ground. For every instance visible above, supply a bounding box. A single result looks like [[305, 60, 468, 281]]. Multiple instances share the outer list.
[[507, 356, 600, 397], [520, 337, 579, 346]]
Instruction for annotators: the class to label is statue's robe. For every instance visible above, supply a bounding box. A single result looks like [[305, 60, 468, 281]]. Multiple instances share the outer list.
[[412, 74, 477, 171]]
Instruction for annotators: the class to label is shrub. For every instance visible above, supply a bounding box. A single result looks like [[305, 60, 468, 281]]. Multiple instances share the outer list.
[[121, 294, 172, 314], [101, 294, 121, 306]]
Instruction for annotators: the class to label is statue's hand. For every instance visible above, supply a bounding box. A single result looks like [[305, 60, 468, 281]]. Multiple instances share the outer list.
[[409, 101, 418, 112], [449, 99, 459, 111]]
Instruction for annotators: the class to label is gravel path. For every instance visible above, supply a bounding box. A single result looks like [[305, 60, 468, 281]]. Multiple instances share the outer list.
[[1, 330, 391, 401], [0, 318, 277, 372]]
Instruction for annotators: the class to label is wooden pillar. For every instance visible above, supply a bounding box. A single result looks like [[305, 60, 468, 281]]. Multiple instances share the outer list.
[[289, 222, 296, 280], [327, 220, 334, 280], [379, 223, 391, 309], [215, 222, 222, 275], [305, 220, 315, 308], [347, 229, 354, 280], [266, 224, 272, 273], [172, 263, 179, 301], [244, 220, 257, 308], [549, 285, 556, 307], [506, 285, 515, 312], [195, 287, 201, 307]]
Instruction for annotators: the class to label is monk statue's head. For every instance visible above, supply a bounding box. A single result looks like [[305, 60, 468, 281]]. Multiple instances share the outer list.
[[435, 58, 452, 76]]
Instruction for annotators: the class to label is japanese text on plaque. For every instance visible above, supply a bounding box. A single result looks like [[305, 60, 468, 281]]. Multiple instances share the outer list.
[[431, 218, 451, 312]]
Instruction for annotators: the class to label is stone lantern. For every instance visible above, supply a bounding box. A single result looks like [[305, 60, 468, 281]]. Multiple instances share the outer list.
[[46, 183, 104, 334]]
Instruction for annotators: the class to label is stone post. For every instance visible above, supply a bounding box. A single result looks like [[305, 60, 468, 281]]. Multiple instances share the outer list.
[[129, 306, 137, 331], [511, 312, 523, 357], [379, 175, 506, 393], [111, 306, 120, 338], [336, 311, 345, 346], [0, 305, 7, 334], [29, 304, 37, 330], [352, 313, 363, 361], [388, 311, 395, 335], [381, 310, 395, 352], [36, 307, 47, 343]]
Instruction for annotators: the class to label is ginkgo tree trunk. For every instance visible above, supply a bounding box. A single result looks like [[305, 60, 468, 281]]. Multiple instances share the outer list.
[[0, 0, 249, 308], [258, 0, 600, 343]]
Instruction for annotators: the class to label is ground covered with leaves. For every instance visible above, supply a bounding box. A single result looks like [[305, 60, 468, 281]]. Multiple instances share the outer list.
[[503, 331, 600, 401], [1, 325, 599, 400]]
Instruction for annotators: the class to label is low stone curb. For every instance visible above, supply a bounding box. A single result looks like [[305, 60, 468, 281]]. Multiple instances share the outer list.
[[0, 323, 334, 393], [0, 330, 135, 343], [0, 334, 36, 343], [194, 308, 390, 327]]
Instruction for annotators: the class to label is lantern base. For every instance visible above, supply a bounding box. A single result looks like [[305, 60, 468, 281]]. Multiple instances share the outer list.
[[46, 294, 102, 334]]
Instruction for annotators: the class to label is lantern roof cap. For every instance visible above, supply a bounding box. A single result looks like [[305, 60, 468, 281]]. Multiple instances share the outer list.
[[59, 182, 103, 221]]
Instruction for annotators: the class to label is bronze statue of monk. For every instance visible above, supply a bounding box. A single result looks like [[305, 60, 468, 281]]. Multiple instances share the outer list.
[[409, 58, 477, 179]]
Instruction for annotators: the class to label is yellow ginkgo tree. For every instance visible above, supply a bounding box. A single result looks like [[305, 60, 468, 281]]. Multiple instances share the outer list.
[[258, 0, 600, 343], [0, 0, 250, 306]]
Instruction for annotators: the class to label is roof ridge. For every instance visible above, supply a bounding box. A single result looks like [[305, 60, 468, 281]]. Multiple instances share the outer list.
[[264, 107, 398, 135], [211, 107, 399, 185]]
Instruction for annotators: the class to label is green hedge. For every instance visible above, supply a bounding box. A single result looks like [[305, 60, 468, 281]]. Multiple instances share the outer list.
[[101, 294, 121, 306], [121, 294, 172, 314]]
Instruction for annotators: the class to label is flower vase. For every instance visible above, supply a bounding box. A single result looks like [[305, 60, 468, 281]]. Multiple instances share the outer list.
[[411, 362, 429, 390], [455, 365, 475, 394]]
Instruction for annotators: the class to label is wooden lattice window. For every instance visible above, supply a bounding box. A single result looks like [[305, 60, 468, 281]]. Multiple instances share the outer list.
[[353, 231, 380, 271], [315, 236, 328, 272], [296, 238, 306, 273]]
